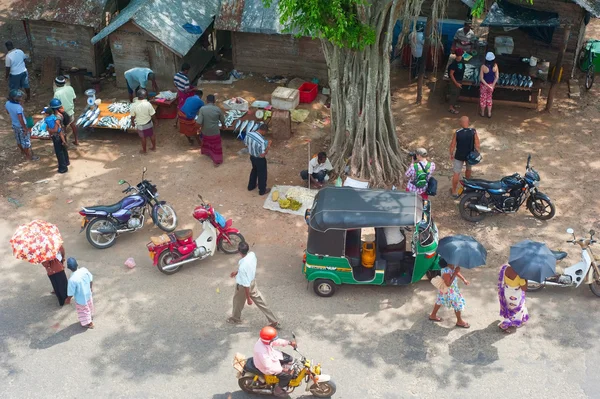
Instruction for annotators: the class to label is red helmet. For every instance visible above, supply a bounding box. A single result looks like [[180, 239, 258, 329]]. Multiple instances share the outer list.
[[193, 206, 210, 220], [259, 326, 278, 344]]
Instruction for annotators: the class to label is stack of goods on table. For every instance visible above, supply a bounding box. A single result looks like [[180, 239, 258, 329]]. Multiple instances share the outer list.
[[76, 102, 133, 130]]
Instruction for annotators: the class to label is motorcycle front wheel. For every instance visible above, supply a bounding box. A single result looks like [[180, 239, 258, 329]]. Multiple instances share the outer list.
[[459, 192, 487, 222], [152, 204, 178, 232], [86, 218, 117, 249], [527, 197, 555, 220], [218, 232, 245, 254], [589, 270, 600, 298], [310, 380, 337, 398], [157, 249, 182, 275]]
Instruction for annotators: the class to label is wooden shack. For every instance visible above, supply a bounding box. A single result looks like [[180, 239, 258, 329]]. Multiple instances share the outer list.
[[215, 0, 329, 83], [91, 0, 221, 88], [11, 0, 117, 76]]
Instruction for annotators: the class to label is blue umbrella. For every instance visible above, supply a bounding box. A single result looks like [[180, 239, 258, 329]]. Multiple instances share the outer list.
[[509, 240, 556, 282], [437, 235, 487, 269]]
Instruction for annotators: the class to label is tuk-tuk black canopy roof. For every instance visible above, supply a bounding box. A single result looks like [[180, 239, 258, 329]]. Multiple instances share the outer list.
[[309, 187, 424, 232]]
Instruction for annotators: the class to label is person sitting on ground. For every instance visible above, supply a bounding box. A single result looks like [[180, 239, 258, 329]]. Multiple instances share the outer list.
[[253, 326, 296, 397], [405, 147, 435, 200], [300, 151, 333, 188]]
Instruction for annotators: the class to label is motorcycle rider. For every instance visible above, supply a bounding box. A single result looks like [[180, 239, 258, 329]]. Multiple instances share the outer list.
[[253, 326, 296, 397]]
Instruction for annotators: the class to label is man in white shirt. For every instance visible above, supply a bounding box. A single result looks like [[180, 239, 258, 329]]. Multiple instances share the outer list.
[[129, 89, 157, 154], [409, 24, 425, 79], [227, 241, 279, 327], [453, 21, 476, 52], [5, 41, 30, 100], [300, 151, 333, 188]]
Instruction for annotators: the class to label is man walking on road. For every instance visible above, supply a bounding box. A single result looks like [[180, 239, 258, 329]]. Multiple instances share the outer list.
[[227, 242, 279, 328], [65, 258, 95, 329], [5, 40, 31, 100], [245, 123, 271, 196], [450, 116, 480, 198]]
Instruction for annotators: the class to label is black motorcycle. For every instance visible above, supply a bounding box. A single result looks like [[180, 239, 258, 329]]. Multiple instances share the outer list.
[[458, 155, 555, 222]]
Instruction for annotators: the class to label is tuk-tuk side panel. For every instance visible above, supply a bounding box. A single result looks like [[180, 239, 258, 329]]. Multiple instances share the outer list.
[[304, 269, 343, 285], [304, 253, 384, 285]]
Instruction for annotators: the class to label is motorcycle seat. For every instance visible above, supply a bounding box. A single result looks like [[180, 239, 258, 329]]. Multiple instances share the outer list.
[[174, 229, 193, 240], [243, 357, 265, 376], [463, 178, 503, 190], [84, 199, 126, 214], [150, 234, 171, 246], [551, 250, 568, 260]]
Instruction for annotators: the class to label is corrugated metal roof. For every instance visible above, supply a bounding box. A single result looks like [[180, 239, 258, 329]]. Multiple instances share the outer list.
[[11, 0, 110, 28], [91, 0, 220, 57], [215, 0, 285, 34], [573, 0, 600, 17]]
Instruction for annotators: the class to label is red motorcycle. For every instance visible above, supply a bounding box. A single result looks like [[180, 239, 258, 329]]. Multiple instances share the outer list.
[[147, 195, 245, 275]]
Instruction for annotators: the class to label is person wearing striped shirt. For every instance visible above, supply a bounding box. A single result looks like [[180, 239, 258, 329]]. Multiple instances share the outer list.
[[173, 63, 191, 92], [244, 124, 271, 195]]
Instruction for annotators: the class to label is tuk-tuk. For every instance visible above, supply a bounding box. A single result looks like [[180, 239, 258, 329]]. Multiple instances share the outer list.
[[303, 187, 440, 297]]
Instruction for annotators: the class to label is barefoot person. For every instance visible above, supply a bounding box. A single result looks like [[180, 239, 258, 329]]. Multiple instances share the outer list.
[[429, 261, 470, 328], [178, 89, 204, 146], [300, 151, 333, 188], [65, 258, 95, 329], [5, 89, 38, 161], [497, 264, 528, 334], [197, 94, 225, 166], [130, 89, 157, 154]]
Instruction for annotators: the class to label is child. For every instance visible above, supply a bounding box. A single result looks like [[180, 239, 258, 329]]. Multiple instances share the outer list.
[[45, 105, 69, 173]]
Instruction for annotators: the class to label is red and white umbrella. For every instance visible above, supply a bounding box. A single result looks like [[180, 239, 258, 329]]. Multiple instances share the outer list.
[[10, 220, 63, 264]]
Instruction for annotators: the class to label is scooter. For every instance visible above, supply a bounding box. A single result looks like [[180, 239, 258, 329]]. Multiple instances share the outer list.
[[146, 195, 245, 275], [528, 228, 600, 297], [80, 167, 177, 249], [234, 334, 336, 398]]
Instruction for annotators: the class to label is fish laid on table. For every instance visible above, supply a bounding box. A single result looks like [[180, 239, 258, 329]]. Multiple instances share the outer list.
[[246, 120, 255, 133], [233, 120, 242, 133], [108, 102, 130, 114], [239, 120, 248, 134]]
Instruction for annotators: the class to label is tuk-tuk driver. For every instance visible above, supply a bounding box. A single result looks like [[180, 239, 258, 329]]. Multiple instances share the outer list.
[[254, 326, 296, 397]]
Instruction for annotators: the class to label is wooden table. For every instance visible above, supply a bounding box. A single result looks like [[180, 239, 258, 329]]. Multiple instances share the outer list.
[[442, 77, 542, 109], [91, 102, 158, 134], [219, 109, 270, 134], [151, 97, 177, 119]]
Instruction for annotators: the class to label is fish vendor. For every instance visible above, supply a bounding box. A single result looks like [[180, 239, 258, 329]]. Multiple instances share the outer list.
[[174, 63, 196, 128], [130, 89, 157, 154], [124, 67, 158, 102], [53, 76, 79, 145], [178, 89, 204, 146], [197, 94, 225, 166]]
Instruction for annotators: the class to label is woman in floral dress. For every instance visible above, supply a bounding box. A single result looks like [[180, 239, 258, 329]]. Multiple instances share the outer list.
[[429, 262, 470, 328]]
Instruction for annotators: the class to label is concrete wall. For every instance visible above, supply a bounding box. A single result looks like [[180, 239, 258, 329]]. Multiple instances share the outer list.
[[232, 32, 328, 83], [28, 21, 98, 75]]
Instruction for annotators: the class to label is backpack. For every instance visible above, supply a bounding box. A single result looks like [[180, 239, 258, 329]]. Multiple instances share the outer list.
[[413, 162, 431, 188], [426, 176, 438, 196]]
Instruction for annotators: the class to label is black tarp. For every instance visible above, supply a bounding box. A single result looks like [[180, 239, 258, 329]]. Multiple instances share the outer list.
[[481, 1, 560, 45]]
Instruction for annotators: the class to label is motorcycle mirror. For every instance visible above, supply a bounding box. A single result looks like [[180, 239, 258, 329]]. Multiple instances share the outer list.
[[566, 228, 574, 235], [118, 180, 126, 185], [590, 229, 596, 236]]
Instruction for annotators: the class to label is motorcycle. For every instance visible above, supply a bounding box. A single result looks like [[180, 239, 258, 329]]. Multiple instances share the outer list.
[[146, 195, 245, 275], [458, 155, 555, 222], [528, 228, 600, 297], [79, 167, 177, 249], [234, 334, 336, 398]]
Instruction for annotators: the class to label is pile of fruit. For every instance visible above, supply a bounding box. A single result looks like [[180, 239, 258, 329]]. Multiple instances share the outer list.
[[272, 190, 302, 211]]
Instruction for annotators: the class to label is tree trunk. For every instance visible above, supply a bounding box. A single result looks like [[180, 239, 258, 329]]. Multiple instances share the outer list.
[[322, 1, 406, 187]]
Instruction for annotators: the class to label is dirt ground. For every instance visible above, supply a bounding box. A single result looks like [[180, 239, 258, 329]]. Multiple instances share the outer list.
[[2, 11, 600, 399]]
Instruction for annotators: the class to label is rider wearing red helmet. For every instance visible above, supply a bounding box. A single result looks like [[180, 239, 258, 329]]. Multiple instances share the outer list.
[[253, 326, 296, 397]]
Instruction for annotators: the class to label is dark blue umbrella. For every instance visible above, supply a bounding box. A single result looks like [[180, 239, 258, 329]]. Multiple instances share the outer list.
[[437, 235, 487, 269], [509, 240, 556, 282]]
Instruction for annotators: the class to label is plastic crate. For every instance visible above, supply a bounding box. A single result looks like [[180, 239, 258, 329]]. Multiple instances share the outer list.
[[298, 82, 318, 103]]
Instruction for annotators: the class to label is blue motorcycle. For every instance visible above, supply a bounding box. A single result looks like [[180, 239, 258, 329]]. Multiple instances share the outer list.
[[79, 167, 177, 249], [458, 155, 555, 222]]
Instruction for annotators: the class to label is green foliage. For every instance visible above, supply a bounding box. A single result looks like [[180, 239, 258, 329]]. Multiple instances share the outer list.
[[263, 0, 376, 50], [471, 0, 533, 17]]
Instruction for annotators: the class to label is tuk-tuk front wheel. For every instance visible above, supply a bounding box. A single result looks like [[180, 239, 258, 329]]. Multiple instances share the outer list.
[[313, 279, 336, 297]]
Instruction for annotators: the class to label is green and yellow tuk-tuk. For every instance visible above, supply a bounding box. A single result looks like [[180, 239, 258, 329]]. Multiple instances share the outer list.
[[303, 187, 440, 297]]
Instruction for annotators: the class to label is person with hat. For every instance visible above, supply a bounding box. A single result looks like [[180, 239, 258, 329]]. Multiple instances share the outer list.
[[479, 52, 499, 118], [5, 89, 38, 161], [65, 258, 95, 329], [53, 75, 79, 145], [45, 100, 70, 173], [453, 21, 476, 52], [252, 326, 296, 397], [447, 48, 465, 114], [405, 147, 435, 200], [409, 23, 425, 79]]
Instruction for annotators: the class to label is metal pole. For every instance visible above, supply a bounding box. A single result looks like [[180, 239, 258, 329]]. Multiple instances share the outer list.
[[307, 140, 311, 190]]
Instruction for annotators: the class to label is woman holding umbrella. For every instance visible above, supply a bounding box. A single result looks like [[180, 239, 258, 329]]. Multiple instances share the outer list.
[[10, 220, 68, 306], [429, 260, 471, 328], [497, 264, 529, 334]]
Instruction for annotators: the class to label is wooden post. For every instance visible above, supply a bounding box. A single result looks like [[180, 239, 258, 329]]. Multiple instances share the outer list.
[[546, 25, 571, 111], [416, 17, 433, 105]]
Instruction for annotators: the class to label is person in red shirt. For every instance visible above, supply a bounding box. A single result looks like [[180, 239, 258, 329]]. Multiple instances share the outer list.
[[253, 326, 296, 397], [41, 245, 68, 306]]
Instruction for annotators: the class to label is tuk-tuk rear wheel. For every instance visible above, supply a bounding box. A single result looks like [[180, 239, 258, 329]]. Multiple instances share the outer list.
[[313, 279, 336, 297]]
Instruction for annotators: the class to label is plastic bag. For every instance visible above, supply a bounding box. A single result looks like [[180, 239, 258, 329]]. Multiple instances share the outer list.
[[214, 210, 227, 228]]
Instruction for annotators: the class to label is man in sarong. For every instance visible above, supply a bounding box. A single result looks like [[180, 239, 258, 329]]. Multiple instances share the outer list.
[[178, 89, 204, 146], [65, 258, 94, 329], [130, 89, 157, 154], [197, 94, 225, 166]]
